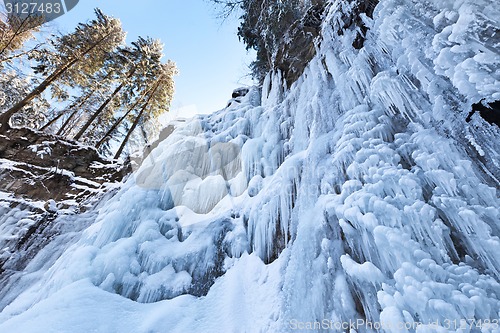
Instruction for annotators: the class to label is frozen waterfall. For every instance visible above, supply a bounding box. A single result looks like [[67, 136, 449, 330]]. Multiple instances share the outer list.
[[0, 0, 499, 332]]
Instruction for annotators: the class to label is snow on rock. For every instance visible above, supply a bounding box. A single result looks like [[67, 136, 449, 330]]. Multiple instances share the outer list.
[[0, 0, 499, 332], [0, 127, 129, 203]]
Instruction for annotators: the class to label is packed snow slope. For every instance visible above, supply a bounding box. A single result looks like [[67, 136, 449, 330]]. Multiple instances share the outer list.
[[1, 0, 499, 331]]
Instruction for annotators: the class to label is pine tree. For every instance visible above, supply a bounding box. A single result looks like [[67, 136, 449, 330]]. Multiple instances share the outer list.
[[0, 70, 49, 129], [0, 10, 43, 64], [114, 61, 176, 159], [37, 66, 116, 135], [95, 80, 155, 150], [0, 8, 125, 133], [39, 88, 96, 133], [73, 37, 165, 141]]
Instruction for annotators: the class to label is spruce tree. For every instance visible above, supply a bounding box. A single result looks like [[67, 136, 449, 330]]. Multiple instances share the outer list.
[[73, 37, 165, 141], [0, 10, 43, 64], [0, 9, 125, 133], [114, 61, 176, 159], [0, 70, 49, 129]]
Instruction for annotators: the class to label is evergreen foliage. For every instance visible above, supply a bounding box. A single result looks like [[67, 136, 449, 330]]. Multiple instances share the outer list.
[[0, 9, 43, 64], [211, 0, 325, 81], [0, 8, 177, 159]]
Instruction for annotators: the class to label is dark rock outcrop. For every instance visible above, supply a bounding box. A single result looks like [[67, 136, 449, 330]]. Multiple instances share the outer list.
[[466, 100, 500, 127], [227, 87, 250, 107], [273, 0, 379, 86], [0, 127, 130, 203], [275, 4, 326, 87]]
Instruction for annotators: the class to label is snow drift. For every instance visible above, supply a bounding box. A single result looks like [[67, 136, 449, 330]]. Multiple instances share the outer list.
[[0, 0, 499, 332]]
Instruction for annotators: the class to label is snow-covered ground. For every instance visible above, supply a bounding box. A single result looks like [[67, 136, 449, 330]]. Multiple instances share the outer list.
[[0, 0, 499, 332]]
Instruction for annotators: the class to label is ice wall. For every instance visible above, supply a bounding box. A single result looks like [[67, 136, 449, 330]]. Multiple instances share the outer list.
[[0, 0, 499, 332]]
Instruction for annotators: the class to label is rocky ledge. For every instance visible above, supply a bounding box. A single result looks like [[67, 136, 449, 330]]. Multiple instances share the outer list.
[[0, 127, 130, 205]]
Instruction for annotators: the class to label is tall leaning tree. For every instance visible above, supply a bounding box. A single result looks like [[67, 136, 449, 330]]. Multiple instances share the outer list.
[[40, 67, 115, 135], [94, 37, 168, 149], [0, 8, 125, 133], [114, 61, 176, 159], [73, 36, 165, 141]]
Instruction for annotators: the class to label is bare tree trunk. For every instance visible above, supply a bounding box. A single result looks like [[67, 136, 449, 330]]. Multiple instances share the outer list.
[[114, 105, 145, 160], [73, 66, 137, 141], [39, 110, 64, 131], [56, 90, 96, 135], [56, 109, 79, 135], [114, 77, 163, 159], [95, 83, 154, 149], [60, 112, 83, 137], [73, 80, 125, 141]]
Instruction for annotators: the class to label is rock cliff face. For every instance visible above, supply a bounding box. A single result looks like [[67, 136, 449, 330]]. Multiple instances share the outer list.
[[275, 0, 380, 86], [0, 127, 129, 203]]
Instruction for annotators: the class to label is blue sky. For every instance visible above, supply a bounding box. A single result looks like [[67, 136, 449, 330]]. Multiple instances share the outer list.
[[52, 0, 255, 119]]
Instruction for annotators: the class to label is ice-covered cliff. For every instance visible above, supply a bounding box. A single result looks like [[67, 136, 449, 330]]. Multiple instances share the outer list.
[[0, 0, 499, 332]]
